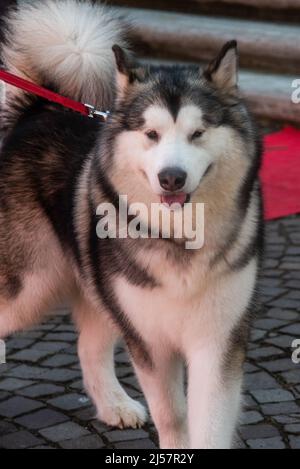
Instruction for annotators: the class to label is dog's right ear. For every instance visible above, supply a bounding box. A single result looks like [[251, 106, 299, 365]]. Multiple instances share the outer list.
[[112, 45, 141, 98]]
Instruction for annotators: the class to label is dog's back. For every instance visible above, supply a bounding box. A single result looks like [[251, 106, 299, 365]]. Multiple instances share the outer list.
[[0, 0, 127, 334]]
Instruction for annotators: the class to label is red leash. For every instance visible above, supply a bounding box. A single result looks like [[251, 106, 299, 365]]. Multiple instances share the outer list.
[[0, 69, 109, 121]]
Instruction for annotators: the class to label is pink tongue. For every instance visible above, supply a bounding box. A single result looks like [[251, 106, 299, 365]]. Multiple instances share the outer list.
[[161, 193, 187, 207]]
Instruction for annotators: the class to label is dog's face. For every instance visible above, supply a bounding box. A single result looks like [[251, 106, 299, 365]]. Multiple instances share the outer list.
[[106, 42, 257, 210], [123, 102, 213, 206]]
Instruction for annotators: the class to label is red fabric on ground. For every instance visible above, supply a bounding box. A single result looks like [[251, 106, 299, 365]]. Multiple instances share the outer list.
[[261, 126, 300, 221]]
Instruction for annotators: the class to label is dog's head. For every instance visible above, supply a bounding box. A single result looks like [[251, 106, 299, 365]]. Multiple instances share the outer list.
[[104, 41, 259, 214]]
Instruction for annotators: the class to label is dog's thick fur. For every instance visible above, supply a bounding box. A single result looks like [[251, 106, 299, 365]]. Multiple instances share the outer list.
[[0, 0, 263, 449]]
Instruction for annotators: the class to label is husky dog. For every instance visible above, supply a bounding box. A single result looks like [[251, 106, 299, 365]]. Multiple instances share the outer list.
[[0, 0, 263, 449]]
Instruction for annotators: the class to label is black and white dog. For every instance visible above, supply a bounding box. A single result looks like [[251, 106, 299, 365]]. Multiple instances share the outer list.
[[0, 0, 263, 448]]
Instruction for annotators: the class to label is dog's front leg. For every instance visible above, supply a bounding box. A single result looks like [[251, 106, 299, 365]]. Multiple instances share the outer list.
[[73, 295, 147, 429], [187, 342, 243, 449], [133, 352, 188, 449]]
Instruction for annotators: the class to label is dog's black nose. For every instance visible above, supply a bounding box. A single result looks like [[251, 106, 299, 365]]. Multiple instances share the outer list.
[[158, 168, 187, 192]]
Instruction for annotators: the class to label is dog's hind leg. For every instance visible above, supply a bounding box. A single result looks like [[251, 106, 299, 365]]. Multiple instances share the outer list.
[[73, 295, 147, 429], [0, 273, 59, 339]]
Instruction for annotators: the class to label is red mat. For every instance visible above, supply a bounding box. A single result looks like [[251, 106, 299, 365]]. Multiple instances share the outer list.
[[261, 126, 300, 221]]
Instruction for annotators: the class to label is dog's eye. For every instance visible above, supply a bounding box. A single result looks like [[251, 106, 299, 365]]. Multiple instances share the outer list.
[[146, 130, 160, 142], [190, 130, 204, 141]]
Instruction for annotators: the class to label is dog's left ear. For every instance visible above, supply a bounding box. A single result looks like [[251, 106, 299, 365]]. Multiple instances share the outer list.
[[112, 45, 143, 98], [204, 40, 238, 92]]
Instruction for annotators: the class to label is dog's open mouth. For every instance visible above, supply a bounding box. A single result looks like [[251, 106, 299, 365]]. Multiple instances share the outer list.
[[160, 193, 190, 207]]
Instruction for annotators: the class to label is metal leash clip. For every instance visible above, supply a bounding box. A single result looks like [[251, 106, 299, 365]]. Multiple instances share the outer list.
[[85, 104, 110, 122]]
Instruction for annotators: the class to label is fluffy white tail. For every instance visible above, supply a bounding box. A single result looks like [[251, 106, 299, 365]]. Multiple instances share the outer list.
[[1, 0, 128, 109]]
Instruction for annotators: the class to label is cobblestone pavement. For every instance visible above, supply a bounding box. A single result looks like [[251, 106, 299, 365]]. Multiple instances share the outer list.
[[0, 216, 299, 449]]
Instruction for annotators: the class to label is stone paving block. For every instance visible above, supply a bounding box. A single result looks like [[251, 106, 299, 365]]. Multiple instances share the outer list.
[[103, 429, 149, 443], [286, 247, 300, 256], [266, 309, 298, 321], [69, 379, 84, 391], [244, 394, 257, 409], [64, 345, 77, 354], [73, 406, 96, 422], [268, 298, 300, 310], [0, 364, 16, 376], [285, 423, 300, 434], [39, 421, 90, 442], [38, 368, 80, 383], [280, 370, 300, 384], [241, 411, 264, 425], [19, 383, 65, 398], [47, 393, 90, 411], [253, 319, 286, 330], [6, 338, 35, 350], [247, 346, 284, 360], [263, 269, 284, 278], [31, 445, 55, 449], [243, 363, 259, 373], [41, 354, 78, 368], [122, 375, 141, 391], [114, 439, 157, 449], [240, 424, 280, 440], [283, 290, 300, 300], [71, 363, 81, 370], [247, 437, 285, 449], [245, 371, 278, 391], [265, 335, 295, 348], [44, 332, 77, 342], [0, 396, 44, 418], [260, 358, 296, 373], [124, 386, 142, 399], [262, 260, 279, 270], [0, 430, 44, 449], [280, 324, 300, 335], [15, 408, 68, 430], [5, 365, 48, 380], [235, 437, 247, 449], [0, 391, 10, 401], [284, 271, 300, 281], [0, 378, 34, 391], [284, 281, 300, 290], [0, 421, 18, 436], [34, 341, 71, 352], [250, 389, 294, 404], [31, 324, 56, 331], [273, 415, 300, 424], [115, 351, 130, 364], [289, 436, 300, 449], [91, 420, 110, 434], [116, 366, 133, 379], [59, 434, 105, 449], [54, 325, 75, 332], [250, 329, 266, 342], [261, 401, 300, 416], [9, 349, 50, 363], [17, 331, 44, 340]]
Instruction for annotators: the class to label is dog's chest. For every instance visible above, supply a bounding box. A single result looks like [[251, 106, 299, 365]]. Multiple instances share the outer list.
[[113, 248, 213, 346]]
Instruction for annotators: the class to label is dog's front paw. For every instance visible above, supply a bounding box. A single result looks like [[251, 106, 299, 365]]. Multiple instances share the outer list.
[[98, 395, 147, 429]]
